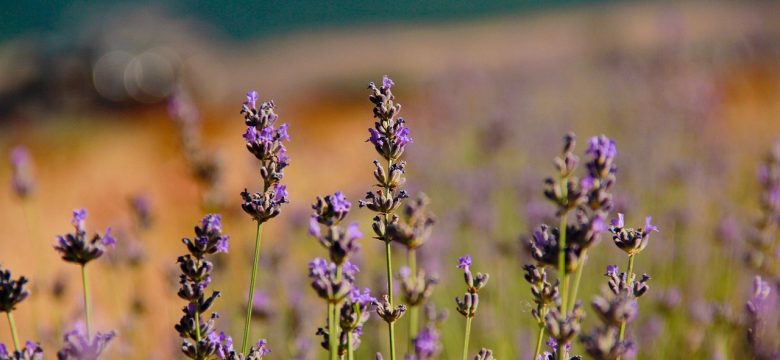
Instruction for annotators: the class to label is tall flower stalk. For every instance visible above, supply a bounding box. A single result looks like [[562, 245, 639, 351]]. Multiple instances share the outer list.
[[388, 193, 437, 347], [524, 133, 615, 359], [359, 75, 412, 360], [606, 213, 657, 360], [454, 255, 488, 360], [308, 192, 374, 360], [239, 91, 290, 354], [54, 209, 115, 338]]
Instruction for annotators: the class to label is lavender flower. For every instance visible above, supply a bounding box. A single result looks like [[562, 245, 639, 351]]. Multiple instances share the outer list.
[[386, 193, 435, 250], [472, 348, 495, 360], [310, 193, 362, 264], [175, 214, 252, 360], [398, 266, 438, 307], [56, 327, 115, 360], [455, 255, 489, 318], [745, 276, 779, 359], [240, 90, 291, 206], [0, 266, 29, 313], [9, 146, 34, 199], [524, 264, 560, 324], [308, 259, 357, 303], [609, 214, 659, 256], [54, 209, 115, 265], [537, 338, 582, 360], [406, 304, 447, 360], [0, 340, 43, 360]]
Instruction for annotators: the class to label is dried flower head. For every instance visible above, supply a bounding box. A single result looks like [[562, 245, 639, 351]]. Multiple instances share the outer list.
[[386, 193, 435, 250]]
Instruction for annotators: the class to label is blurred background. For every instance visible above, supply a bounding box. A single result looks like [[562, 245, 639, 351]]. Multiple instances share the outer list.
[[2, 1, 780, 359]]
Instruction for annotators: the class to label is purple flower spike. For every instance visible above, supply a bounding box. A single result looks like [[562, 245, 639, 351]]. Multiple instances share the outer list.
[[394, 126, 413, 147], [644, 216, 659, 233], [273, 184, 288, 203], [611, 213, 625, 228], [457, 255, 472, 272], [244, 91, 258, 109], [368, 128, 383, 148], [202, 214, 223, 233], [255, 339, 270, 356]]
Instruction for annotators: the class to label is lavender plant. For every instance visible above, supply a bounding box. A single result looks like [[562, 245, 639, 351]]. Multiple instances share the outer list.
[[388, 193, 437, 345], [593, 214, 657, 360], [174, 214, 269, 360], [54, 209, 115, 339], [359, 75, 412, 360], [308, 192, 374, 360], [0, 264, 43, 360], [525, 133, 615, 360], [454, 255, 489, 360], [239, 90, 290, 354]]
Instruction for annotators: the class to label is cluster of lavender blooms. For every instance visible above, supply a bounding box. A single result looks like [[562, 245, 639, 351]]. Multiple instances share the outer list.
[[743, 139, 780, 359], [0, 264, 42, 360], [9, 147, 34, 200], [168, 88, 223, 209], [359, 75, 414, 360], [240, 90, 290, 222], [745, 138, 780, 278], [524, 134, 618, 359], [238, 90, 290, 354], [308, 192, 375, 359], [174, 214, 269, 360], [454, 256, 492, 360]]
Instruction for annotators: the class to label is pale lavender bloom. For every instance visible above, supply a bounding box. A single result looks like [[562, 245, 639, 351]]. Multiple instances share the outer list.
[[644, 217, 659, 233], [308, 216, 321, 238], [10, 146, 35, 198], [244, 91, 258, 109], [611, 213, 625, 228], [72, 209, 88, 231], [57, 326, 116, 360], [382, 75, 395, 89], [273, 184, 288, 203], [395, 126, 413, 147], [331, 192, 351, 213], [586, 135, 617, 162], [101, 227, 116, 247], [368, 128, 383, 147], [457, 255, 472, 272], [347, 223, 362, 241], [277, 123, 290, 141]]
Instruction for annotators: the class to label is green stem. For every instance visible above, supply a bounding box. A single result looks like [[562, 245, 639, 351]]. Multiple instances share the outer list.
[[568, 251, 588, 313], [81, 264, 92, 338], [557, 211, 568, 360], [347, 329, 354, 360], [6, 312, 20, 352], [408, 248, 418, 349], [328, 302, 338, 360], [462, 317, 472, 360], [533, 323, 545, 360], [385, 240, 396, 360], [617, 254, 635, 360], [241, 222, 264, 354], [194, 310, 201, 341]]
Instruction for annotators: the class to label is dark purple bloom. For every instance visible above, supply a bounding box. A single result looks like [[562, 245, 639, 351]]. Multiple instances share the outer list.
[[0, 264, 29, 313], [394, 126, 413, 147], [586, 135, 617, 162], [331, 192, 351, 213], [368, 128, 383, 147], [610, 213, 659, 256]]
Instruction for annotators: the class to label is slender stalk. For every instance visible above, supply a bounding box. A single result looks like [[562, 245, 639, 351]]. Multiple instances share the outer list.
[[568, 251, 588, 313], [408, 248, 418, 349], [6, 312, 20, 352], [347, 329, 354, 360], [241, 222, 264, 354], [194, 310, 202, 341], [461, 317, 472, 360], [80, 264, 92, 338], [557, 211, 568, 360], [385, 240, 396, 360], [533, 322, 545, 360], [328, 302, 337, 360], [616, 254, 635, 360]]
